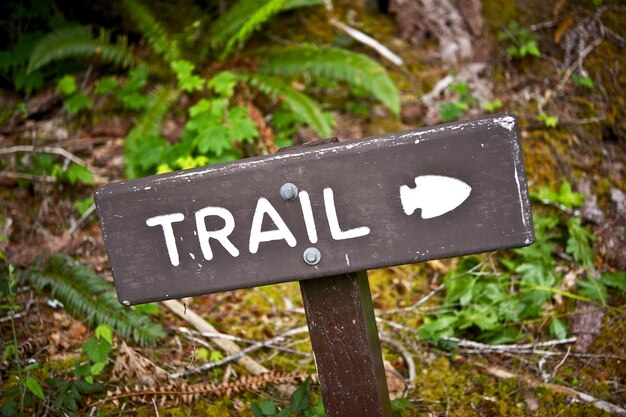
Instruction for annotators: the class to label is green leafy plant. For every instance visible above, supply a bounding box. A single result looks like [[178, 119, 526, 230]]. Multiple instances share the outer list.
[[251, 377, 317, 417], [439, 82, 477, 122], [538, 112, 559, 128], [1, 266, 47, 414], [25, 0, 400, 181], [498, 21, 541, 59], [57, 74, 92, 115], [532, 181, 584, 209], [74, 196, 95, 216], [95, 67, 149, 111], [27, 25, 133, 75], [482, 98, 503, 113], [571, 73, 595, 90], [74, 324, 114, 384], [418, 182, 607, 344], [21, 254, 166, 345], [260, 44, 401, 116]]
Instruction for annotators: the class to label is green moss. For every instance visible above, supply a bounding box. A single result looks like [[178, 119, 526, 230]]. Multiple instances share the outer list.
[[405, 353, 618, 416]]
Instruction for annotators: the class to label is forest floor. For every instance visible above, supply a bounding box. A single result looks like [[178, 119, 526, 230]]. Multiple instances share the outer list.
[[1, 1, 625, 416]]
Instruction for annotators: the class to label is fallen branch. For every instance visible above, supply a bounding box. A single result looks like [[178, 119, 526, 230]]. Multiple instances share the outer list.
[[161, 299, 296, 395], [475, 362, 626, 416], [170, 326, 309, 379], [420, 75, 454, 106], [329, 18, 404, 66], [0, 145, 107, 184], [446, 336, 577, 352], [0, 171, 57, 183], [379, 332, 417, 384], [179, 327, 312, 357]]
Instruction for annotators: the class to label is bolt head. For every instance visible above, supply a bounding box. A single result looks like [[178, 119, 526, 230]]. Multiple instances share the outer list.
[[280, 183, 298, 200], [303, 247, 321, 265]]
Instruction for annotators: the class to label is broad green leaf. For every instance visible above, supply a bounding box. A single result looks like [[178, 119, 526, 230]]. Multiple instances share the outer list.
[[250, 403, 265, 417], [601, 271, 626, 291], [227, 106, 259, 143], [95, 76, 118, 94], [95, 324, 113, 344], [2, 343, 16, 361], [210, 350, 224, 362], [171, 60, 204, 92], [439, 102, 463, 122], [558, 182, 585, 208], [549, 317, 568, 339], [566, 218, 595, 268], [74, 196, 94, 216], [82, 336, 111, 363], [90, 361, 106, 376], [208, 71, 238, 98], [64, 92, 92, 115], [65, 163, 94, 185], [418, 315, 458, 341], [25, 376, 45, 400], [134, 302, 160, 315], [289, 377, 311, 412], [578, 279, 607, 304], [57, 74, 77, 95], [258, 400, 277, 415]]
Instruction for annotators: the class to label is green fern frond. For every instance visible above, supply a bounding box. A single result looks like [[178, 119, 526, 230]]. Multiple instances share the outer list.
[[212, 0, 319, 57], [27, 25, 134, 74], [261, 44, 401, 115], [23, 254, 166, 346], [242, 73, 332, 138], [210, 0, 265, 49], [137, 85, 179, 138], [220, 0, 288, 59], [122, 0, 180, 62], [282, 0, 326, 9]]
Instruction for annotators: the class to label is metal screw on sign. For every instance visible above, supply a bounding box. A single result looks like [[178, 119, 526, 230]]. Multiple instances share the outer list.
[[303, 247, 321, 265], [279, 183, 298, 200]]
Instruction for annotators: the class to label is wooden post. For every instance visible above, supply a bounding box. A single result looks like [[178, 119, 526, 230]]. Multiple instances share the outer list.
[[300, 271, 392, 417]]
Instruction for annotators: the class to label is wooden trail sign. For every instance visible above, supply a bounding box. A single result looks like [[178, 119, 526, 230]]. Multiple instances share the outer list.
[[95, 114, 534, 417], [95, 114, 534, 306]]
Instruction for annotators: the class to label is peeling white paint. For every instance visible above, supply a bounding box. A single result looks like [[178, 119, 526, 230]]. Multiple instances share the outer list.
[[495, 115, 515, 131], [345, 254, 350, 266]]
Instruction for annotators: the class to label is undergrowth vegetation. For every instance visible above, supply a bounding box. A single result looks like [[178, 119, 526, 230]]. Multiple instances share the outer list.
[[1, 0, 625, 415], [419, 182, 625, 344]]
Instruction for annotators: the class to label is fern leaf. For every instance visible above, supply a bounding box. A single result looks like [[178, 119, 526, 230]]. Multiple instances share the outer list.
[[210, 0, 271, 50], [282, 0, 326, 9], [242, 73, 332, 138], [261, 44, 401, 115], [212, 0, 318, 57], [122, 0, 180, 62], [220, 0, 288, 59], [27, 25, 133, 74], [23, 254, 166, 346], [210, 0, 323, 51], [137, 85, 179, 138]]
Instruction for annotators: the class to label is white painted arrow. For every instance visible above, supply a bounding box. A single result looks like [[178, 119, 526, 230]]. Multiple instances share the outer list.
[[399, 175, 472, 219]]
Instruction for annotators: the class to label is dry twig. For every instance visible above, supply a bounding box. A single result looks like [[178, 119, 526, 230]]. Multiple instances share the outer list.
[[475, 362, 626, 416]]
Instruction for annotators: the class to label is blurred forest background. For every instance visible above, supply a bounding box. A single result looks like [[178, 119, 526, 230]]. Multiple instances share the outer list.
[[0, 0, 625, 416]]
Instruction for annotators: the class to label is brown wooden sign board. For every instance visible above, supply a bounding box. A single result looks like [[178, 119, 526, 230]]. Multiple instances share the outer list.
[[95, 114, 534, 306]]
